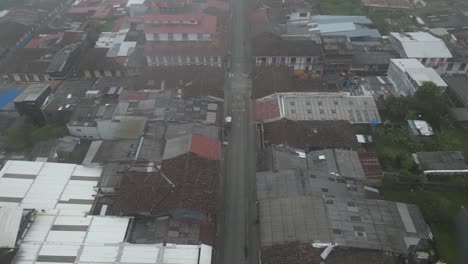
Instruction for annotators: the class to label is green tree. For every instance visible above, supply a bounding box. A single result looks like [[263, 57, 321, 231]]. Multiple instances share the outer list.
[[411, 82, 448, 129], [382, 96, 410, 123]]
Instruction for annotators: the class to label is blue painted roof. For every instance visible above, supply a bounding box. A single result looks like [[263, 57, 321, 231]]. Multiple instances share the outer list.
[[0, 89, 22, 111]]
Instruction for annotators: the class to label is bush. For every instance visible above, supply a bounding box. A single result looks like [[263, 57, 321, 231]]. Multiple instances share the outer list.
[[6, 124, 68, 152]]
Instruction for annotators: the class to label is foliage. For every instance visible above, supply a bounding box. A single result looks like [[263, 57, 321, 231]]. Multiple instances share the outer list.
[[308, 0, 366, 15], [6, 124, 68, 152], [412, 82, 448, 129]]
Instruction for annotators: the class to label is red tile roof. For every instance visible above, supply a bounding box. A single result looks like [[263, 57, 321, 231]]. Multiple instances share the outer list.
[[190, 134, 220, 160], [254, 96, 281, 122], [359, 152, 384, 179], [144, 14, 217, 34], [143, 33, 227, 56], [24, 33, 64, 48]]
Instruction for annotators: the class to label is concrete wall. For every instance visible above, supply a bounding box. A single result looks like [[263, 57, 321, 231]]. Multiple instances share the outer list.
[[145, 33, 212, 42], [147, 55, 222, 67]]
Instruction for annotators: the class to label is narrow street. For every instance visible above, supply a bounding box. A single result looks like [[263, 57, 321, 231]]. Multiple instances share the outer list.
[[217, 0, 259, 262]]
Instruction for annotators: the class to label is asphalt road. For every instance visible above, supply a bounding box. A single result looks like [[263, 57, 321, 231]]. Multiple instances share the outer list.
[[216, 0, 259, 262]]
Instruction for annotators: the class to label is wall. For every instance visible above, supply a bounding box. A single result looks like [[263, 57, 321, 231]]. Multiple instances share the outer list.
[[254, 56, 321, 72], [387, 62, 414, 96], [145, 33, 212, 42], [67, 124, 100, 139], [147, 55, 222, 67], [97, 119, 119, 140]]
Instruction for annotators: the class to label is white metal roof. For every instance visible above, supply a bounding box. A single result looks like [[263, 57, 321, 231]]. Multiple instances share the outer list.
[[14, 210, 213, 264], [0, 161, 102, 213], [126, 0, 145, 7], [0, 207, 23, 248], [390, 32, 452, 58], [390, 59, 448, 87]]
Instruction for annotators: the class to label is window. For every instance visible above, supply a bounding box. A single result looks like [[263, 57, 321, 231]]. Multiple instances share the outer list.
[[213, 56, 218, 63], [259, 57, 267, 64], [353, 226, 365, 231], [168, 33, 173, 40], [305, 66, 309, 71], [280, 57, 286, 64], [319, 109, 324, 114], [76, 129, 82, 132], [290, 57, 296, 64], [197, 33, 203, 40], [350, 216, 361, 222], [439, 58, 445, 63], [326, 200, 334, 204], [333, 229, 341, 235], [272, 57, 277, 64], [337, 178, 345, 183], [306, 57, 312, 63], [318, 101, 322, 106], [190, 57, 195, 63], [333, 100, 338, 105], [306, 101, 311, 105], [321, 188, 329, 193], [347, 202, 356, 207], [153, 33, 159, 40], [331, 109, 336, 114], [307, 109, 312, 114], [182, 33, 188, 40], [310, 174, 317, 178], [348, 186, 358, 192], [430, 58, 436, 62], [290, 101, 295, 106], [328, 177, 335, 182], [355, 231, 367, 238], [299, 12, 307, 17], [291, 110, 296, 114], [447, 63, 454, 71], [459, 63, 466, 71], [421, 58, 427, 64]]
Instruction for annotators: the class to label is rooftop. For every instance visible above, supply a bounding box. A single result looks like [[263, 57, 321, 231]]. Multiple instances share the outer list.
[[252, 33, 323, 57], [445, 75, 468, 106], [162, 134, 220, 160], [390, 32, 452, 58], [261, 242, 399, 264], [0, 84, 28, 111], [0, 48, 52, 74], [407, 120, 434, 136], [78, 48, 125, 71], [390, 59, 448, 87], [144, 12, 217, 34], [261, 119, 359, 151], [360, 0, 412, 9], [0, 160, 102, 213], [12, 209, 212, 264], [143, 34, 227, 56], [113, 153, 219, 215], [14, 83, 50, 103], [255, 92, 381, 124], [42, 80, 95, 112], [0, 22, 31, 47], [415, 151, 468, 173]]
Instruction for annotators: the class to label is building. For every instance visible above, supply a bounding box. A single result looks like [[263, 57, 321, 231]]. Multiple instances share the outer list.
[[78, 48, 126, 78], [387, 59, 447, 96], [350, 50, 395, 75], [95, 30, 137, 59], [388, 32, 452, 67], [407, 120, 434, 140], [254, 92, 381, 124], [260, 119, 360, 151], [360, 0, 413, 10], [144, 36, 226, 67], [144, 11, 217, 42], [414, 151, 468, 175], [0, 84, 28, 112], [0, 22, 33, 54], [13, 83, 52, 125], [284, 15, 381, 46], [0, 207, 35, 264], [46, 43, 82, 79], [252, 33, 323, 73], [41, 80, 95, 124], [445, 76, 468, 122], [0, 48, 53, 82], [357, 76, 398, 103]]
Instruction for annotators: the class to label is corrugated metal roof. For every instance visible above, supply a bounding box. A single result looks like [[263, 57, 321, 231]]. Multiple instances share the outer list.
[[390, 32, 452, 58], [0, 207, 23, 248], [0, 161, 102, 212], [14, 210, 213, 264]]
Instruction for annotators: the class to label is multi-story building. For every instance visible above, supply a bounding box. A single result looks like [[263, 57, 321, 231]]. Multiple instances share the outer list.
[[252, 33, 323, 74], [389, 32, 452, 68], [387, 59, 447, 96], [144, 10, 217, 42]]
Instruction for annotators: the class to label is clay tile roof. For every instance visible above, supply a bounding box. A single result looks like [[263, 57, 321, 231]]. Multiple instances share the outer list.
[[252, 32, 322, 57], [262, 119, 359, 150], [190, 134, 220, 160], [254, 96, 281, 122], [359, 152, 384, 179]]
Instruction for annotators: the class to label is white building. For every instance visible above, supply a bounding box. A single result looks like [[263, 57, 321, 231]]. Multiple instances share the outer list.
[[389, 32, 452, 67], [144, 12, 217, 42], [387, 59, 448, 96]]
